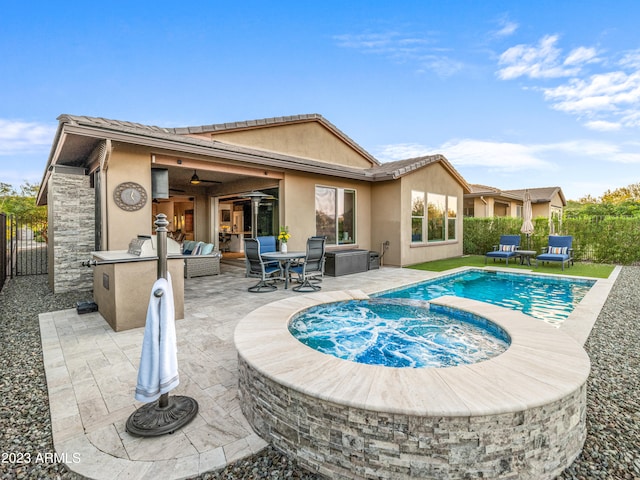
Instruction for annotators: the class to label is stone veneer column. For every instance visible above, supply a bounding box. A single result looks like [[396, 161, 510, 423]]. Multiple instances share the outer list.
[[48, 168, 95, 293]]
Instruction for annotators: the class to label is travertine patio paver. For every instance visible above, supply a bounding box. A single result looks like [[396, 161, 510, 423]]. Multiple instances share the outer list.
[[39, 262, 618, 479]]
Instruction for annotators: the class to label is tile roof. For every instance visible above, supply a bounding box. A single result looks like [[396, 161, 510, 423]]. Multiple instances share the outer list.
[[39, 114, 470, 202], [59, 113, 380, 166], [467, 183, 565, 204]]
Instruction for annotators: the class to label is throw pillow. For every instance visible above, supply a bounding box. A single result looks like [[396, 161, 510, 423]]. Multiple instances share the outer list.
[[548, 246, 568, 255], [499, 244, 516, 252]]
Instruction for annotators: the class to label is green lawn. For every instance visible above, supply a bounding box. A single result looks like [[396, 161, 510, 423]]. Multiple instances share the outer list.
[[408, 255, 615, 279]]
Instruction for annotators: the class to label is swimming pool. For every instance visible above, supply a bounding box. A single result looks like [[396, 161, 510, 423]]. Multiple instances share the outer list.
[[289, 299, 510, 368], [376, 269, 596, 326]]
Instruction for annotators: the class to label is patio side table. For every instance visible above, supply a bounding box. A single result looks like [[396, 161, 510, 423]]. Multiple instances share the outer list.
[[517, 250, 537, 266]]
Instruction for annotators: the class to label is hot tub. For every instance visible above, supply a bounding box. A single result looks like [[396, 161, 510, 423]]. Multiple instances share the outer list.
[[235, 291, 590, 480]]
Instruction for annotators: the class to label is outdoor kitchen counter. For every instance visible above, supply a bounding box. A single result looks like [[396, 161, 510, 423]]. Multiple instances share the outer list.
[[91, 251, 184, 332]]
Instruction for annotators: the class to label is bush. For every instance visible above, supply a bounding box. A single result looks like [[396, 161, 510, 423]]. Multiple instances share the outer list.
[[463, 216, 640, 265]]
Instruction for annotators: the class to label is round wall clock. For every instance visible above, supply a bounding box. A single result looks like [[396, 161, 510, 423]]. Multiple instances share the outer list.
[[113, 182, 148, 211]]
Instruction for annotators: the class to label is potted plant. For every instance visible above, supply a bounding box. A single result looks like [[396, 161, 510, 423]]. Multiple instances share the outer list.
[[278, 226, 290, 253]]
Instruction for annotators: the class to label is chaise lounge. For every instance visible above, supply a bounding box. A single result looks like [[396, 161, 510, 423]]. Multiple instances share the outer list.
[[536, 235, 574, 270], [485, 235, 521, 266]]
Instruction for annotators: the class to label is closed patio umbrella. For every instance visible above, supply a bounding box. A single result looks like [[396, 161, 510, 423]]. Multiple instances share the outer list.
[[520, 190, 534, 249]]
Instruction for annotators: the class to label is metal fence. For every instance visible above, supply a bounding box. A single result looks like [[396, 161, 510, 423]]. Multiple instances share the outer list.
[[0, 213, 6, 292], [1, 214, 48, 292]]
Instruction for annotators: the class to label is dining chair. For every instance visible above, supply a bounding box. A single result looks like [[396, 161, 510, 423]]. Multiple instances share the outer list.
[[291, 236, 326, 292], [244, 238, 282, 292]]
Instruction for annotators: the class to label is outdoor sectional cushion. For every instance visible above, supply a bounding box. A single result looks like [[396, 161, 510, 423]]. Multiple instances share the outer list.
[[183, 241, 215, 256], [182, 240, 196, 254]]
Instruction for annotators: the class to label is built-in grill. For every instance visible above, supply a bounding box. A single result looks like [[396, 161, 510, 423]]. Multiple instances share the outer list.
[[84, 235, 182, 266], [84, 235, 185, 332]]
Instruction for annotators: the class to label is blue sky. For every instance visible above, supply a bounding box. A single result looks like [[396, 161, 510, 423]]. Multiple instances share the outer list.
[[2, 0, 640, 200]]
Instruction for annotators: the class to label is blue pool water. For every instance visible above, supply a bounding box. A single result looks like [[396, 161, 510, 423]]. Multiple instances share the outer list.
[[376, 269, 595, 327], [289, 299, 510, 368]]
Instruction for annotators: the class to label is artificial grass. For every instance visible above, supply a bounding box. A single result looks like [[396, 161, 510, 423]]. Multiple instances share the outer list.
[[408, 254, 615, 279]]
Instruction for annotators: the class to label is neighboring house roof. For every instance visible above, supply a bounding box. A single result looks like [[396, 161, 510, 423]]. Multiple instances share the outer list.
[[369, 155, 471, 192], [37, 114, 470, 203], [466, 184, 566, 205], [503, 187, 566, 206]]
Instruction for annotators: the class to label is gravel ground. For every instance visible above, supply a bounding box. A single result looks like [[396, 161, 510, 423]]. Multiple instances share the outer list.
[[1, 269, 639, 480]]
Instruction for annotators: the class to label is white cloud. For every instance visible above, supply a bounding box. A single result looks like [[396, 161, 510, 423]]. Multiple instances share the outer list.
[[494, 20, 518, 38], [564, 46, 600, 66], [543, 71, 640, 116], [583, 120, 621, 131], [375, 137, 640, 171], [497, 35, 586, 80], [0, 119, 56, 156], [332, 32, 429, 56], [417, 56, 465, 77], [496, 35, 640, 130], [619, 49, 640, 69], [375, 139, 551, 171], [333, 30, 463, 77]]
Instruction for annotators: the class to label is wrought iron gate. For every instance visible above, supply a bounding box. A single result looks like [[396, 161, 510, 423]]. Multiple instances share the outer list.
[[3, 214, 48, 284]]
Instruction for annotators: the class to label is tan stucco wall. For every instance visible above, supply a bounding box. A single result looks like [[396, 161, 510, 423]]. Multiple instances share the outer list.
[[201, 122, 374, 169], [105, 144, 218, 248], [371, 181, 402, 265], [396, 162, 465, 266], [281, 172, 372, 252], [93, 258, 184, 332], [105, 143, 154, 249]]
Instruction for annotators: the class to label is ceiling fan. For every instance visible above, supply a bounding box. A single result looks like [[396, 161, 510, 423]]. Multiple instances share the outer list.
[[190, 170, 221, 185]]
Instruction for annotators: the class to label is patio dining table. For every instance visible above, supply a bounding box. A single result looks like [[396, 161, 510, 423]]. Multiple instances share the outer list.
[[261, 251, 306, 289]]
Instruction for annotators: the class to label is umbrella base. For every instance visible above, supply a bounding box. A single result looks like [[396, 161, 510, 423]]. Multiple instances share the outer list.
[[126, 395, 199, 437]]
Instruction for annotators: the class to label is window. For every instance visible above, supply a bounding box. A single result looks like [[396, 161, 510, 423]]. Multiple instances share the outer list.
[[411, 191, 425, 243], [447, 195, 457, 240], [411, 191, 457, 243], [427, 193, 445, 242], [315, 186, 356, 245]]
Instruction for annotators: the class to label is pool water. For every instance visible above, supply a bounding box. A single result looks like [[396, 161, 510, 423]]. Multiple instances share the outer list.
[[376, 269, 595, 326], [289, 299, 510, 368]]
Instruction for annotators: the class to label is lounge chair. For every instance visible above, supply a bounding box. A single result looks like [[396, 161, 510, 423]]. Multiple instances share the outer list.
[[244, 238, 282, 292], [290, 236, 326, 292], [485, 235, 521, 266], [536, 235, 574, 270]]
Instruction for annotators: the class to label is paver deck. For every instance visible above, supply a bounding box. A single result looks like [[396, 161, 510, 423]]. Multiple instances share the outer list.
[[39, 262, 618, 479]]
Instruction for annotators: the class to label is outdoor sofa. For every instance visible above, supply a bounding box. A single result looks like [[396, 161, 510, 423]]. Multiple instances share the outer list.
[[182, 240, 222, 278]]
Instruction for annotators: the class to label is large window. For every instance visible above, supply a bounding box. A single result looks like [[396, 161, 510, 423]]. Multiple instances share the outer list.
[[411, 191, 457, 243], [315, 186, 356, 245]]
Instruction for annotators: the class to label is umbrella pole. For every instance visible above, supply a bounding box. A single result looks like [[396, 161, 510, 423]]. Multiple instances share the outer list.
[[126, 213, 198, 437], [156, 215, 169, 410]]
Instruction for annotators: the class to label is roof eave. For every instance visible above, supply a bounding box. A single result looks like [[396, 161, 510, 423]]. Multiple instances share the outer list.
[[52, 122, 375, 183]]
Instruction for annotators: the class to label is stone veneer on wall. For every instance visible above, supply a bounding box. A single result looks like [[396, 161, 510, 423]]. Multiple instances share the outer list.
[[48, 169, 95, 293], [238, 359, 587, 480]]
